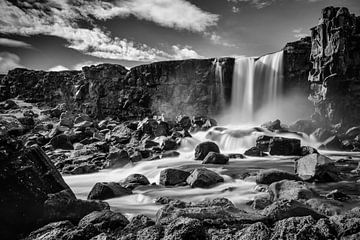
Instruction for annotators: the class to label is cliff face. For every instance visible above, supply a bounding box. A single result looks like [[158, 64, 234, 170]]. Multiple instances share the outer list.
[[308, 7, 360, 126]]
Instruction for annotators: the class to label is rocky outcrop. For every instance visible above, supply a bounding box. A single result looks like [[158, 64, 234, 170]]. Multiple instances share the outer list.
[[308, 7, 360, 126]]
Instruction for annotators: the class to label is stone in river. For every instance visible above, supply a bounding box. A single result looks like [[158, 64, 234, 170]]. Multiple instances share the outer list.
[[256, 169, 302, 185], [87, 182, 132, 200], [244, 146, 268, 157], [122, 174, 150, 189], [202, 152, 229, 164], [269, 137, 301, 155], [78, 210, 129, 232], [186, 168, 224, 188], [268, 180, 314, 201], [159, 168, 190, 186], [194, 141, 220, 160]]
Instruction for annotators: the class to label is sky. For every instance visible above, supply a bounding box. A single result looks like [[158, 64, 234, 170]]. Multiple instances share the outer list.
[[0, 0, 359, 73]]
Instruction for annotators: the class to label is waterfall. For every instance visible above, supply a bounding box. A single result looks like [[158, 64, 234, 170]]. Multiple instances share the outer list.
[[230, 51, 284, 123], [214, 59, 226, 110]]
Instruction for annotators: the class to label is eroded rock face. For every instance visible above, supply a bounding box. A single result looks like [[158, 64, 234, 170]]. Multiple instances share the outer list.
[[308, 7, 360, 126]]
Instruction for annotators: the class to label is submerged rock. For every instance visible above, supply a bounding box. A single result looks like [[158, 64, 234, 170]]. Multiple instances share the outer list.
[[87, 182, 132, 200], [194, 141, 220, 160], [202, 152, 229, 164], [186, 168, 224, 188], [159, 168, 190, 186], [295, 153, 341, 182]]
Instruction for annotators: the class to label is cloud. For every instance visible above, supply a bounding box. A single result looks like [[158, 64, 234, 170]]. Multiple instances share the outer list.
[[292, 28, 309, 39], [0, 52, 23, 74], [172, 45, 203, 59], [204, 32, 237, 47], [0, 0, 216, 61], [48, 65, 69, 71], [227, 0, 274, 9], [0, 38, 32, 48]]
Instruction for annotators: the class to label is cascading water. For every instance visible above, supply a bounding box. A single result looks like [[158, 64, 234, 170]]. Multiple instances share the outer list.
[[229, 51, 284, 123], [213, 59, 226, 111]]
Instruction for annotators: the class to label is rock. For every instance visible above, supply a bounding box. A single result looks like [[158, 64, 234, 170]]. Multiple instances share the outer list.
[[49, 134, 74, 150], [269, 137, 301, 155], [160, 137, 178, 151], [122, 174, 150, 189], [137, 225, 164, 240], [163, 217, 206, 240], [261, 119, 282, 131], [106, 148, 130, 168], [256, 135, 273, 152], [60, 111, 75, 128], [194, 141, 220, 160], [306, 198, 343, 216], [159, 168, 190, 186], [330, 214, 360, 238], [251, 194, 272, 210], [271, 216, 336, 240], [262, 199, 324, 223], [319, 136, 343, 151], [90, 233, 116, 240], [300, 146, 318, 156], [177, 116, 192, 130], [0, 115, 24, 136], [186, 168, 224, 188], [326, 189, 351, 202], [345, 126, 360, 139], [244, 146, 267, 157], [74, 120, 93, 130], [155, 196, 175, 205], [62, 163, 98, 175], [108, 124, 133, 144], [78, 210, 129, 232], [234, 222, 270, 240], [26, 220, 75, 240], [87, 182, 132, 200], [289, 119, 316, 135], [313, 128, 334, 141], [61, 223, 100, 240], [268, 180, 314, 201], [121, 214, 155, 236], [202, 152, 229, 164], [255, 169, 302, 185], [295, 153, 341, 182]]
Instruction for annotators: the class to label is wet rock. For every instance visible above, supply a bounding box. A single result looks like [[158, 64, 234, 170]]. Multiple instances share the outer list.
[[194, 141, 220, 160], [62, 163, 98, 175], [49, 134, 74, 150], [26, 220, 75, 240], [234, 222, 270, 240], [60, 111, 75, 128], [78, 210, 129, 232], [121, 214, 155, 236], [87, 182, 132, 200], [345, 126, 360, 139], [122, 174, 150, 189], [306, 198, 343, 216], [326, 189, 351, 202], [227, 153, 245, 159], [289, 119, 317, 135], [256, 169, 302, 185], [74, 120, 93, 130], [137, 225, 164, 240], [0, 115, 24, 136], [295, 153, 341, 182], [319, 136, 343, 151], [269, 180, 314, 201], [271, 216, 336, 240], [202, 152, 229, 164], [262, 199, 324, 223], [61, 223, 100, 240], [159, 168, 190, 186], [256, 135, 273, 152], [163, 217, 206, 240], [177, 116, 192, 130], [244, 146, 268, 157], [300, 146, 318, 156], [313, 128, 334, 142], [90, 233, 116, 240], [251, 194, 272, 210], [155, 196, 175, 205], [106, 148, 130, 168], [269, 137, 301, 155], [160, 137, 178, 151], [108, 124, 133, 144], [330, 214, 360, 238], [186, 168, 224, 188], [261, 119, 282, 131]]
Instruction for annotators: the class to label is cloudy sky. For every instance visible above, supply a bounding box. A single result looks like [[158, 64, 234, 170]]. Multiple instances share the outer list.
[[0, 0, 359, 73]]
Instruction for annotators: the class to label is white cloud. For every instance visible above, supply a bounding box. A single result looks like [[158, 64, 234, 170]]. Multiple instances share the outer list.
[[204, 32, 237, 48], [48, 65, 69, 71], [227, 0, 274, 9], [172, 45, 203, 59], [0, 52, 23, 74], [0, 0, 215, 61], [0, 38, 32, 48], [292, 28, 309, 39]]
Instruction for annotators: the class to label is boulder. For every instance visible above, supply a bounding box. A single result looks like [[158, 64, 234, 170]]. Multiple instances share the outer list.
[[59, 111, 75, 128], [159, 168, 190, 186], [202, 152, 229, 164], [319, 136, 343, 151], [186, 168, 224, 188], [121, 214, 155, 237], [160, 137, 178, 151], [261, 119, 282, 131], [295, 153, 341, 182], [268, 180, 314, 201], [62, 163, 98, 175], [0, 115, 24, 136], [345, 126, 360, 139], [289, 119, 316, 135], [49, 134, 74, 150], [269, 137, 301, 155], [137, 225, 164, 240], [78, 210, 129, 232], [163, 217, 206, 240], [234, 222, 270, 240], [244, 146, 267, 157], [256, 135, 273, 152], [87, 182, 132, 200], [106, 148, 130, 168], [306, 198, 343, 216], [194, 141, 220, 160], [26, 220, 75, 240], [122, 174, 150, 189], [256, 169, 302, 185], [313, 128, 334, 142], [326, 189, 351, 202], [300, 146, 318, 156], [177, 116, 192, 130]]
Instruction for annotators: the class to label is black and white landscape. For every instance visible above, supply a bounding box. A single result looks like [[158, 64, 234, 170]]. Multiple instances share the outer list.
[[1, 1, 360, 240]]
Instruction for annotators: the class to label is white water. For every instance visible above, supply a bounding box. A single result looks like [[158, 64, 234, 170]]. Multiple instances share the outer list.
[[214, 59, 226, 110]]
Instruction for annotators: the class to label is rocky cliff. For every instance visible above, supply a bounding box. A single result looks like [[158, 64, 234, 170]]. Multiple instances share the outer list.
[[308, 6, 360, 126]]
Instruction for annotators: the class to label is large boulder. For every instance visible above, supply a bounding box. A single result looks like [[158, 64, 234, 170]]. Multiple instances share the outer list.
[[295, 153, 341, 182], [0, 115, 24, 136], [25, 220, 75, 240], [78, 210, 129, 232], [194, 141, 220, 160], [87, 182, 132, 200], [234, 222, 271, 240], [122, 174, 150, 189], [49, 134, 74, 150], [106, 148, 130, 168], [256, 169, 302, 185], [159, 168, 190, 186], [268, 180, 314, 201], [186, 168, 224, 188], [269, 137, 301, 155], [163, 217, 206, 240], [244, 146, 267, 157], [202, 152, 229, 164]]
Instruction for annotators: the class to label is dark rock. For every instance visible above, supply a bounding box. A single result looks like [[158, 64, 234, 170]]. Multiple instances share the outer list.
[[251, 194, 272, 210], [234, 222, 270, 240], [49, 134, 74, 150], [313, 128, 334, 142], [122, 174, 150, 189], [255, 169, 302, 185], [300, 146, 318, 156], [269, 137, 301, 155], [159, 168, 190, 186], [326, 189, 351, 202], [155, 196, 175, 205], [269, 180, 314, 201], [137, 225, 164, 240], [60, 111, 75, 128], [160, 137, 178, 151], [0, 115, 24, 136], [177, 116, 192, 130], [256, 135, 273, 152], [163, 217, 206, 240], [87, 182, 132, 200], [345, 126, 360, 139], [62, 163, 98, 175], [26, 220, 75, 240], [330, 214, 360, 238], [61, 223, 100, 240], [262, 199, 324, 223], [306, 198, 343, 216], [295, 153, 341, 182], [106, 148, 130, 168], [121, 214, 155, 236], [186, 168, 224, 188], [194, 141, 220, 160], [244, 146, 267, 157], [289, 119, 316, 135], [202, 152, 229, 164], [78, 210, 129, 232], [319, 136, 344, 151], [261, 119, 282, 131]]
